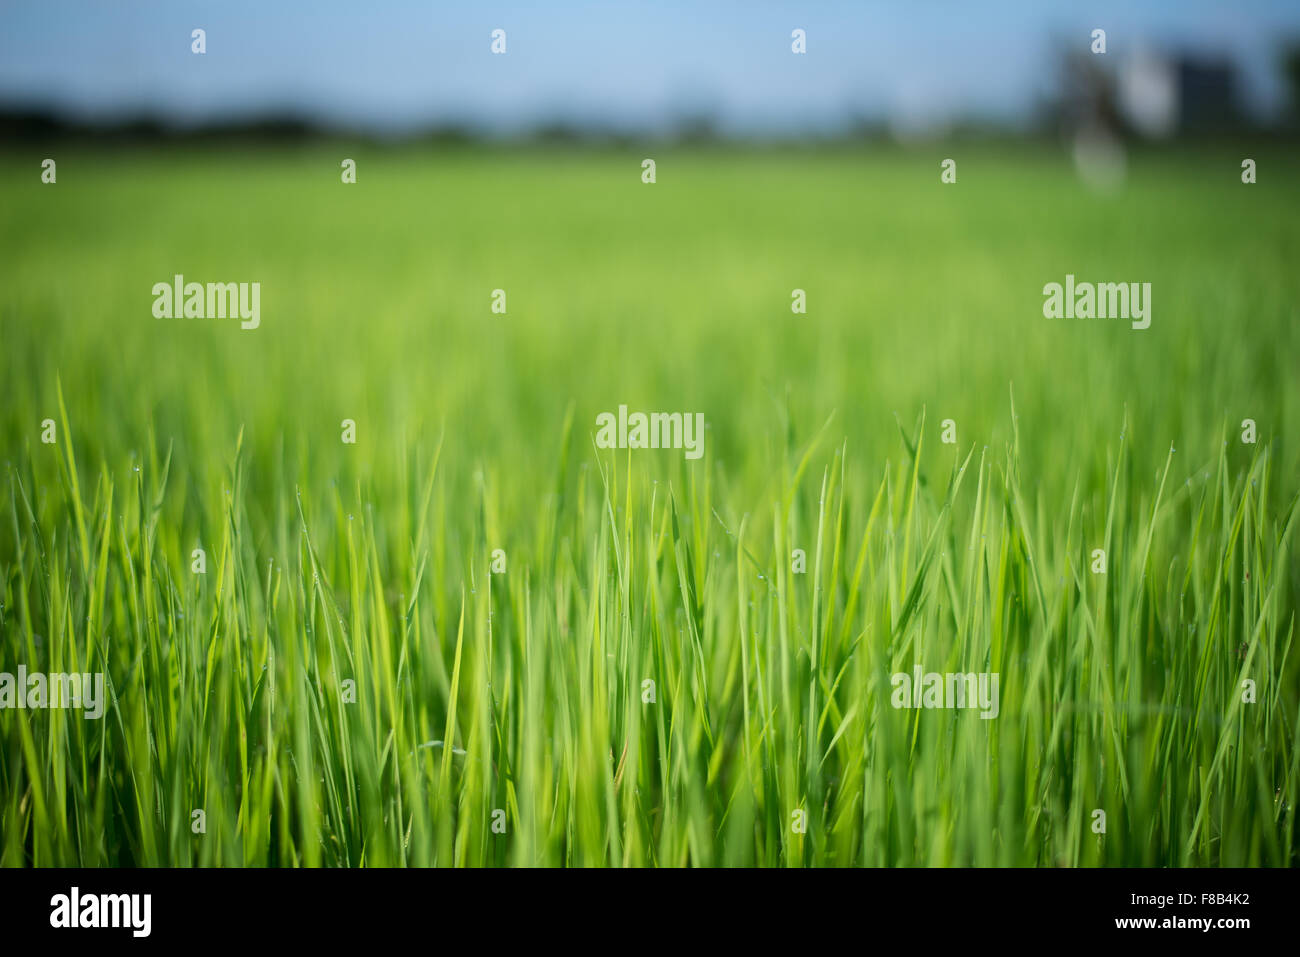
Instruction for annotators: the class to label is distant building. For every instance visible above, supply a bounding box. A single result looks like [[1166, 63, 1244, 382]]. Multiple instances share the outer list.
[[1117, 50, 1245, 137], [1117, 50, 1178, 138], [1176, 57, 1240, 132]]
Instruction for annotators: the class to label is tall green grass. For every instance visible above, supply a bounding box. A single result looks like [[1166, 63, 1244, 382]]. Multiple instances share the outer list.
[[0, 144, 1297, 865]]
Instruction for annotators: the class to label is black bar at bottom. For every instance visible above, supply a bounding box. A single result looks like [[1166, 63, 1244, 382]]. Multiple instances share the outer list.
[[0, 866, 1288, 944]]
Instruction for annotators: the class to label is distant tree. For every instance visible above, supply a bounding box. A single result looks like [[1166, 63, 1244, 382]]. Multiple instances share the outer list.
[[1285, 44, 1300, 125]]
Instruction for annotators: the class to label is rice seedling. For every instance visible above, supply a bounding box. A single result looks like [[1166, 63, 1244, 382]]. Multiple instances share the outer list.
[[0, 144, 1296, 866]]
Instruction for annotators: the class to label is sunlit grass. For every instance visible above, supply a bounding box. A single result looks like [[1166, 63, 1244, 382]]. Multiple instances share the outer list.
[[0, 144, 1297, 866]]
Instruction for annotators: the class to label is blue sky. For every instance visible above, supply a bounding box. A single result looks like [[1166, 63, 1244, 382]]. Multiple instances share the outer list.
[[2, 1, 1298, 135]]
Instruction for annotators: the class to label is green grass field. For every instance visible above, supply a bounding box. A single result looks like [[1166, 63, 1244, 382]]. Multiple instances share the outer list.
[[1, 144, 1298, 866]]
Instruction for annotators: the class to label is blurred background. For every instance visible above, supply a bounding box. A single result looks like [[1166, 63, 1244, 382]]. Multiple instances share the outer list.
[[3, 0, 1300, 150]]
